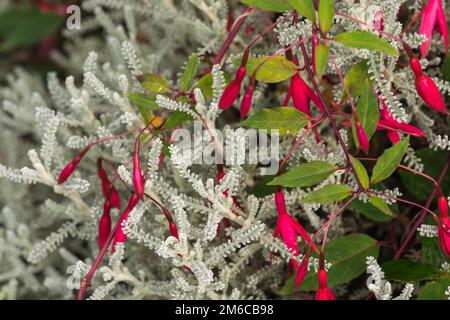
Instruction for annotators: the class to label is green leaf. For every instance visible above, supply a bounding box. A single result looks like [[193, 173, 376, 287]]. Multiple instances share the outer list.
[[420, 237, 450, 268], [239, 0, 293, 12], [382, 259, 441, 282], [281, 234, 379, 293], [370, 137, 409, 184], [0, 6, 64, 52], [314, 43, 329, 78], [350, 156, 369, 189], [351, 82, 379, 148], [418, 280, 450, 300], [335, 31, 399, 56], [268, 161, 337, 188], [288, 0, 315, 21], [368, 196, 393, 217], [442, 56, 450, 82], [245, 56, 298, 83], [241, 107, 309, 136], [163, 111, 193, 130], [138, 73, 171, 94], [127, 93, 160, 123], [348, 200, 394, 222], [248, 176, 276, 197], [302, 184, 353, 203], [342, 60, 371, 98], [179, 54, 200, 92], [318, 0, 334, 34]]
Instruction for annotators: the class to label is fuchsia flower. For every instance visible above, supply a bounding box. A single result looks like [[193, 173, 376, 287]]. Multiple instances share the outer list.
[[419, 0, 448, 58], [240, 84, 254, 119], [98, 200, 112, 249], [112, 193, 139, 252], [377, 103, 425, 145], [355, 122, 369, 154], [406, 52, 448, 114], [315, 269, 336, 300], [438, 196, 450, 257], [294, 254, 309, 287], [290, 74, 323, 116], [58, 146, 91, 184], [274, 191, 318, 270], [133, 140, 145, 199], [219, 66, 247, 109]]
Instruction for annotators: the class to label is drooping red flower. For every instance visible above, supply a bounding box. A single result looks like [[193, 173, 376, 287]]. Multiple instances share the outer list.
[[97, 159, 121, 209], [290, 74, 322, 116], [133, 140, 145, 199], [438, 196, 448, 218], [240, 85, 254, 119], [294, 254, 309, 287], [98, 200, 112, 249], [355, 122, 369, 154], [419, 0, 448, 58], [58, 146, 91, 184], [315, 269, 336, 300], [438, 217, 450, 257], [111, 193, 139, 252], [274, 191, 318, 270], [219, 66, 247, 109], [376, 103, 425, 145]]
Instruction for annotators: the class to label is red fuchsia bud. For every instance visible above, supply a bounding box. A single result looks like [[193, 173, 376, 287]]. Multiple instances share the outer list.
[[409, 57, 423, 77], [291, 74, 312, 115], [133, 141, 145, 199], [415, 74, 448, 114], [98, 200, 112, 249], [169, 221, 179, 239], [294, 255, 309, 287], [219, 66, 247, 109], [315, 269, 336, 300], [57, 146, 91, 184], [111, 193, 139, 253], [439, 196, 449, 218], [97, 161, 121, 209], [240, 85, 254, 119], [356, 122, 370, 154], [438, 217, 450, 257]]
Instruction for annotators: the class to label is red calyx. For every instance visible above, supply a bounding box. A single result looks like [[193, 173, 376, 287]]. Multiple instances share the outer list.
[[57, 146, 91, 184], [356, 122, 370, 154], [315, 269, 336, 300], [415, 74, 448, 114], [98, 200, 112, 249], [219, 66, 247, 110], [240, 85, 254, 119], [111, 193, 139, 253], [438, 196, 449, 219], [133, 140, 145, 199]]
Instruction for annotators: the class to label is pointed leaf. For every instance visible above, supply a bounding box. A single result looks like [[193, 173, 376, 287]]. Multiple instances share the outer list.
[[350, 156, 369, 189], [315, 43, 329, 77], [342, 60, 371, 98], [335, 31, 399, 55], [239, 0, 293, 12], [370, 138, 409, 184], [247, 56, 298, 83], [288, 0, 315, 21], [281, 233, 379, 292], [241, 107, 309, 136], [128, 93, 160, 123], [179, 54, 200, 92], [368, 195, 393, 217], [302, 184, 353, 203], [318, 0, 334, 34], [352, 82, 379, 149], [382, 259, 441, 282], [348, 200, 394, 222], [268, 161, 337, 188], [139, 73, 171, 93]]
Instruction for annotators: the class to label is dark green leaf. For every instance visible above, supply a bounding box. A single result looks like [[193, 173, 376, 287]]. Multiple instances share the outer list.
[[352, 82, 379, 148], [348, 200, 394, 222], [288, 0, 315, 21], [163, 111, 193, 130], [370, 138, 409, 184], [302, 184, 353, 203], [382, 259, 440, 282], [442, 56, 450, 82], [268, 161, 337, 188], [241, 107, 309, 136], [342, 60, 371, 99], [248, 176, 276, 197], [318, 0, 334, 34], [418, 280, 450, 300], [0, 6, 64, 52], [240, 0, 292, 12], [282, 234, 379, 293], [335, 31, 399, 55], [179, 54, 200, 91], [420, 237, 450, 268]]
